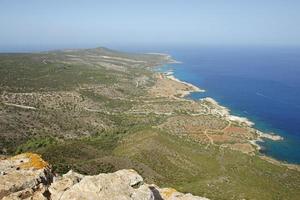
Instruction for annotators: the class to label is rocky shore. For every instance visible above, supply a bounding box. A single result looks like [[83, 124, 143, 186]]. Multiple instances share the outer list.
[[155, 64, 289, 164]]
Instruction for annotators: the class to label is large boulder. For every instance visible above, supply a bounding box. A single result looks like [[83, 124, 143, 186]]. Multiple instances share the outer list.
[[50, 169, 152, 200], [0, 153, 53, 200]]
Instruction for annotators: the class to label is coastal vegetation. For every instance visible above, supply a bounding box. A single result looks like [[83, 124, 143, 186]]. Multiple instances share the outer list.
[[0, 47, 299, 199]]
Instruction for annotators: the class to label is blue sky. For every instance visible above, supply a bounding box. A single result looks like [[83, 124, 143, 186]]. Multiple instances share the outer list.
[[1, 0, 300, 51]]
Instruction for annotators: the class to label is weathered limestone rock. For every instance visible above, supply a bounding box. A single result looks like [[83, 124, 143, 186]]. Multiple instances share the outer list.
[[50, 169, 153, 200], [49, 169, 209, 200], [0, 153, 53, 200], [156, 187, 209, 200], [2, 187, 47, 200], [0, 153, 209, 200], [48, 170, 84, 200]]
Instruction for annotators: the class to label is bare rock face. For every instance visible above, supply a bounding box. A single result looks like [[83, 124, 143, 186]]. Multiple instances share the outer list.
[[50, 169, 152, 200], [155, 187, 209, 200], [48, 170, 84, 200], [0, 153, 53, 200], [0, 153, 209, 200], [49, 169, 209, 200]]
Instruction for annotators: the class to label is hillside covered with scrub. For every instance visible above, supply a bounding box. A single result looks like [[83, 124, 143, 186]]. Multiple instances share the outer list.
[[0, 47, 300, 200]]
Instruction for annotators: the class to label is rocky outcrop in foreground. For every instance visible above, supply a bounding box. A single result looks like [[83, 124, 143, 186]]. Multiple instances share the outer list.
[[0, 153, 209, 200]]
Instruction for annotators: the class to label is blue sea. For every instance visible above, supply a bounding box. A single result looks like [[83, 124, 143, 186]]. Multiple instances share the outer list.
[[149, 46, 300, 164]]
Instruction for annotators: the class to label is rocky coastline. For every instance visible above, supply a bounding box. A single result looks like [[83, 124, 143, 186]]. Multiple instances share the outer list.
[[157, 61, 291, 166]]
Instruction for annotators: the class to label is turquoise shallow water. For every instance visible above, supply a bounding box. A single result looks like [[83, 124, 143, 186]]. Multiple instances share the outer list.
[[153, 47, 300, 164]]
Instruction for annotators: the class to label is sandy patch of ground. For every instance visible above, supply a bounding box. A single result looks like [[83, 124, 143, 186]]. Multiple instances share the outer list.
[[149, 74, 202, 98], [225, 143, 255, 154]]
